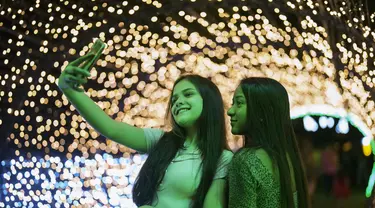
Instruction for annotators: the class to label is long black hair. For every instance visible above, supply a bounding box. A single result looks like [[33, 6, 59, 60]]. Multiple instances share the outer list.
[[132, 74, 228, 208], [239, 77, 309, 208]]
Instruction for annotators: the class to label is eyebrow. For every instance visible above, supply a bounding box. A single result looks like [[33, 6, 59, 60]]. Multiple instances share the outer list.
[[172, 88, 195, 99], [232, 96, 245, 103]]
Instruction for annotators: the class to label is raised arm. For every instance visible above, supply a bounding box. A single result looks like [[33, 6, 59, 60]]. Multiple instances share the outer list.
[[57, 54, 147, 152]]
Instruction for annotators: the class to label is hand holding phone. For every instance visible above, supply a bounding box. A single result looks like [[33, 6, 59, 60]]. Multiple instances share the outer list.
[[58, 39, 106, 91], [80, 39, 106, 71]]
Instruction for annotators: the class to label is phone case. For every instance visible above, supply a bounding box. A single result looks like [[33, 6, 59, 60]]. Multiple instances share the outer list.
[[81, 39, 106, 70]]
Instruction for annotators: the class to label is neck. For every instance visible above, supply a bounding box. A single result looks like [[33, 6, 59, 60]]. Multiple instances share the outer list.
[[185, 127, 197, 145]]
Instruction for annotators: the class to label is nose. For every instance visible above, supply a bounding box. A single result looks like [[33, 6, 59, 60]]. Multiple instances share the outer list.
[[227, 106, 234, 117], [174, 98, 185, 111], [175, 100, 183, 108]]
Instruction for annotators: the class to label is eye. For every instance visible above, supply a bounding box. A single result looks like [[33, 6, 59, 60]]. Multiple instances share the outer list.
[[171, 97, 177, 104], [185, 92, 193, 97]]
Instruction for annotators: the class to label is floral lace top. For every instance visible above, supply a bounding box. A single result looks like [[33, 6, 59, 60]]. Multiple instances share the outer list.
[[228, 148, 298, 208]]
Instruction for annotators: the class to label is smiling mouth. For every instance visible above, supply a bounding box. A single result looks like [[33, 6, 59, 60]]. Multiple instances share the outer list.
[[176, 108, 190, 115]]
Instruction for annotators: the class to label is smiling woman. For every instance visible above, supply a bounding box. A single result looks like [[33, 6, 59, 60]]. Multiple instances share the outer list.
[[133, 75, 233, 208], [170, 80, 203, 141], [57, 57, 233, 208]]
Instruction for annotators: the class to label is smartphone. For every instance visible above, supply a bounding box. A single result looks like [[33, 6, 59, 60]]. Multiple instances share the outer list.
[[80, 39, 106, 70]]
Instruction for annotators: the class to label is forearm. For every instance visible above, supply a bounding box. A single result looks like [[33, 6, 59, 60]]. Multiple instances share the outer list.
[[57, 54, 148, 151], [60, 87, 115, 137]]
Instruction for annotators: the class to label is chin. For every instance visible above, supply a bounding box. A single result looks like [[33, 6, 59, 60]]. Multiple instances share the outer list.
[[230, 129, 240, 135], [177, 120, 195, 128]]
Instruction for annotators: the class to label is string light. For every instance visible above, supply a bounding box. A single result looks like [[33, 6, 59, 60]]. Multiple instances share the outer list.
[[0, 0, 374, 206]]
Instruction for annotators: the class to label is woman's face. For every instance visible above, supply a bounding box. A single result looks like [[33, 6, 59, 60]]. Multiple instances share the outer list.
[[227, 86, 248, 135], [171, 79, 203, 129]]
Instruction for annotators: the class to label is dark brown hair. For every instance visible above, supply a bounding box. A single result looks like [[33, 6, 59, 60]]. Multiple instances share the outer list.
[[132, 74, 228, 208], [239, 77, 310, 208]]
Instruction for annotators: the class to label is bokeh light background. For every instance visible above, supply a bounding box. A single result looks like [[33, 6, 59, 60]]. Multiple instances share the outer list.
[[0, 0, 375, 207]]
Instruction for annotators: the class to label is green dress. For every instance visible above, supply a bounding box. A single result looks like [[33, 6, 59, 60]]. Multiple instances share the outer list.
[[228, 148, 298, 208]]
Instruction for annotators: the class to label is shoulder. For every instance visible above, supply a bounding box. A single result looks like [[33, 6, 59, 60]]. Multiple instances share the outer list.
[[220, 149, 234, 161], [213, 150, 234, 180], [143, 127, 165, 138], [232, 148, 275, 176], [217, 149, 234, 168], [253, 149, 274, 173], [143, 128, 166, 152]]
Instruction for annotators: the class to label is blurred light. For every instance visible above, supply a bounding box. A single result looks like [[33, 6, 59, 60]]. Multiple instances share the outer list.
[[336, 118, 349, 134], [327, 117, 335, 128], [318, 116, 328, 129], [303, 116, 319, 132], [1, 0, 375, 205]]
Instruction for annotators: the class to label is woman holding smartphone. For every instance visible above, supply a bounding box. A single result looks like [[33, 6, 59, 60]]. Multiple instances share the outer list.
[[57, 52, 233, 208], [226, 77, 309, 208]]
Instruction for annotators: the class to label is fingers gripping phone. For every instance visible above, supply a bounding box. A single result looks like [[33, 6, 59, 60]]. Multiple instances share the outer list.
[[80, 39, 106, 70], [73, 39, 106, 89]]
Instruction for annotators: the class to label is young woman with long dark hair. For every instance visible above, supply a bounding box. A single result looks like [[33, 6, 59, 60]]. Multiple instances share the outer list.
[[57, 54, 233, 208], [227, 77, 309, 208]]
